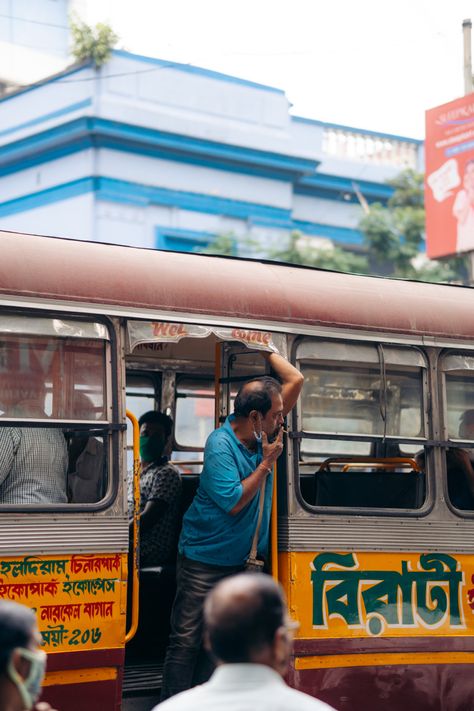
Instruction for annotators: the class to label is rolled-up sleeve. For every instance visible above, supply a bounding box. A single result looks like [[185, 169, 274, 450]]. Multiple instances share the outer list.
[[200, 436, 243, 513]]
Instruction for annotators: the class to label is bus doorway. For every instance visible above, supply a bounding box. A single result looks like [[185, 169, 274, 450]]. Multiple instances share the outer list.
[[122, 320, 278, 703]]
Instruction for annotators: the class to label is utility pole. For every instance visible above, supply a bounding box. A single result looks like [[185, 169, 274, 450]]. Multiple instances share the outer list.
[[463, 19, 473, 95], [462, 20, 474, 282]]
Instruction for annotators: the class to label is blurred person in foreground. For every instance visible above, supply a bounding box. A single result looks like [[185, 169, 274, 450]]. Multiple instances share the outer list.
[[0, 600, 57, 711], [156, 573, 335, 711]]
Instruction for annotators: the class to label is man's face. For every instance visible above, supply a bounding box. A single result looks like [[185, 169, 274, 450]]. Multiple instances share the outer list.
[[260, 393, 284, 440], [139, 422, 167, 464]]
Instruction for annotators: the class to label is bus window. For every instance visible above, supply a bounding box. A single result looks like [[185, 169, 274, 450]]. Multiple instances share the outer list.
[[295, 340, 427, 511], [442, 353, 474, 512], [126, 373, 160, 470], [173, 377, 214, 472], [0, 315, 112, 506]]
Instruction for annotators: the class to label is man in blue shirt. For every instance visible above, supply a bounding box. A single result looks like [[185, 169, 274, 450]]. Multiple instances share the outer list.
[[161, 351, 303, 700]]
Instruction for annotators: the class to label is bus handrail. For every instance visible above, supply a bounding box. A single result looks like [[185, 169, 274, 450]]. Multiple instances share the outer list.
[[318, 456, 421, 473], [125, 410, 140, 643]]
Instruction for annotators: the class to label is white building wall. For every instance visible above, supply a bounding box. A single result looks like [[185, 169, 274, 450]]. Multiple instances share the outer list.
[[97, 54, 296, 156], [97, 149, 292, 209], [0, 151, 94, 203], [0, 193, 94, 239], [293, 194, 363, 229], [0, 70, 94, 146]]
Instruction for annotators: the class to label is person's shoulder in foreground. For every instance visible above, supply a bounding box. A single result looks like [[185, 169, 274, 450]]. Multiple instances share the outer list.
[[156, 664, 334, 710], [155, 572, 335, 711]]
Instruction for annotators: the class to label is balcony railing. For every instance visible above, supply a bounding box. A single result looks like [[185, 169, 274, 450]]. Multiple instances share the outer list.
[[322, 127, 419, 169]]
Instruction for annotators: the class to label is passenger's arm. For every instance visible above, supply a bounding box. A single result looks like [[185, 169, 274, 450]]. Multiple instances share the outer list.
[[262, 352, 304, 416], [129, 499, 168, 534], [229, 430, 283, 515]]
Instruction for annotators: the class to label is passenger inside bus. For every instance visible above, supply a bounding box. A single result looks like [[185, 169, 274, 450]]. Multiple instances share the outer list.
[[128, 411, 182, 567], [0, 379, 68, 505], [67, 393, 105, 503], [416, 409, 474, 511]]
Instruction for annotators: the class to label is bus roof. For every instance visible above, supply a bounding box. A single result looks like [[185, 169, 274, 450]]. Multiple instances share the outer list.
[[0, 230, 472, 340]]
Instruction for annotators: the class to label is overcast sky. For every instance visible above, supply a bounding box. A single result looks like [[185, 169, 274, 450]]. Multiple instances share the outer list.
[[79, 0, 474, 139]]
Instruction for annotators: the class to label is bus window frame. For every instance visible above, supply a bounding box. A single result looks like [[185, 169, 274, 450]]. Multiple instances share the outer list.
[[291, 335, 433, 518], [0, 308, 121, 514], [439, 347, 474, 519], [173, 374, 215, 453]]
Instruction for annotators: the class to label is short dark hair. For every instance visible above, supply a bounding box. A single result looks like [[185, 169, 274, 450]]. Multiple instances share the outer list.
[[233, 377, 282, 418], [0, 601, 36, 675], [138, 411, 173, 439], [204, 573, 285, 663]]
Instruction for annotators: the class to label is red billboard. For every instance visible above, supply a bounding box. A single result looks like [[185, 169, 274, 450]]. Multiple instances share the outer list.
[[425, 94, 474, 258]]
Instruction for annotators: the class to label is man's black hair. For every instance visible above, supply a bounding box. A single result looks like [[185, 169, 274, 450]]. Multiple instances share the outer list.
[[204, 573, 285, 663], [233, 376, 282, 418], [138, 411, 173, 439], [0, 601, 36, 675]]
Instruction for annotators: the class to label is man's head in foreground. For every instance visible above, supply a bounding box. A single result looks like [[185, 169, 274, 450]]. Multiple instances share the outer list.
[[203, 573, 296, 677], [0, 601, 46, 711]]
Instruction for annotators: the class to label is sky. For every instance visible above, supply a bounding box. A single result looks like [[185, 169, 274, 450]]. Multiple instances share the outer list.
[[77, 0, 474, 140]]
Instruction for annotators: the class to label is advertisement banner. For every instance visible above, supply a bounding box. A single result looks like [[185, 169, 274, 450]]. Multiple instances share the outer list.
[[426, 94, 474, 258], [0, 553, 126, 653]]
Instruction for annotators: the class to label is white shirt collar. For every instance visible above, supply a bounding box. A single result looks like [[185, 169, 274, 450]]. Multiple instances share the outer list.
[[207, 664, 284, 689]]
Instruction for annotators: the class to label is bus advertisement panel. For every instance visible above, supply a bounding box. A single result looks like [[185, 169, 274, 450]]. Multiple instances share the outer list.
[[425, 93, 474, 258]]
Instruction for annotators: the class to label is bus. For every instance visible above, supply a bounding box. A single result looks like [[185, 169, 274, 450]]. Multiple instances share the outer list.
[[0, 229, 473, 711]]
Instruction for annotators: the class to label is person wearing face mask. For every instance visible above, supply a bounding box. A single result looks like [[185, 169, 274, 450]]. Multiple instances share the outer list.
[[161, 352, 303, 700], [0, 600, 56, 711], [127, 411, 181, 567]]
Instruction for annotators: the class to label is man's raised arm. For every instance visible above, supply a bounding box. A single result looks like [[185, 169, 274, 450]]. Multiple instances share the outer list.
[[263, 352, 304, 416]]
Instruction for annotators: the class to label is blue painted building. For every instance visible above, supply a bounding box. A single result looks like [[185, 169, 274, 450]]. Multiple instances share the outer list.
[[0, 49, 423, 255]]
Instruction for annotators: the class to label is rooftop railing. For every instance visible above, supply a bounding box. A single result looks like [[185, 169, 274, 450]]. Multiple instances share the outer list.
[[322, 127, 419, 169]]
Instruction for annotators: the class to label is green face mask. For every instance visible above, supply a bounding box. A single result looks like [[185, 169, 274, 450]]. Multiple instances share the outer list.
[[139, 433, 165, 463]]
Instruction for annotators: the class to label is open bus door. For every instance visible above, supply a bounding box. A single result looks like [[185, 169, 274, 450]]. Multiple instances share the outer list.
[[122, 322, 285, 705]]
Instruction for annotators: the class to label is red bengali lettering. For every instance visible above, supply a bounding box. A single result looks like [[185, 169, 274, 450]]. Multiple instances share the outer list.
[[152, 322, 187, 338], [230, 329, 272, 347]]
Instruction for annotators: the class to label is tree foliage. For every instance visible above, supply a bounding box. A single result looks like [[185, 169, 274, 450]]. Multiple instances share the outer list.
[[359, 169, 466, 282], [198, 233, 237, 256], [70, 16, 118, 68], [197, 169, 468, 283], [269, 232, 368, 273]]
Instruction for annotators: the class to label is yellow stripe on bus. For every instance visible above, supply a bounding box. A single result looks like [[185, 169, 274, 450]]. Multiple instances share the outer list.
[[295, 652, 474, 670], [43, 667, 117, 686]]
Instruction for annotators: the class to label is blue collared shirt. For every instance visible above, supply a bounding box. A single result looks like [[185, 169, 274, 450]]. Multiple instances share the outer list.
[[179, 415, 274, 566]]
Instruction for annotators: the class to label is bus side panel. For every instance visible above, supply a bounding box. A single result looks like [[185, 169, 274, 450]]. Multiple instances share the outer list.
[[279, 550, 474, 708], [42, 677, 121, 711], [0, 552, 127, 704], [288, 662, 474, 710]]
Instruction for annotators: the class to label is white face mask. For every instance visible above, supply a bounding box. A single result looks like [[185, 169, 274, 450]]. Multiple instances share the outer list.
[[7, 647, 47, 710]]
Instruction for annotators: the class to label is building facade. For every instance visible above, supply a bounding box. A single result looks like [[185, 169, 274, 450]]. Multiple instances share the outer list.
[[0, 49, 423, 255]]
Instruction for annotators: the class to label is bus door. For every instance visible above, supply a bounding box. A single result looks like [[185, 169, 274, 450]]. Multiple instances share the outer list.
[[122, 320, 284, 701]]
